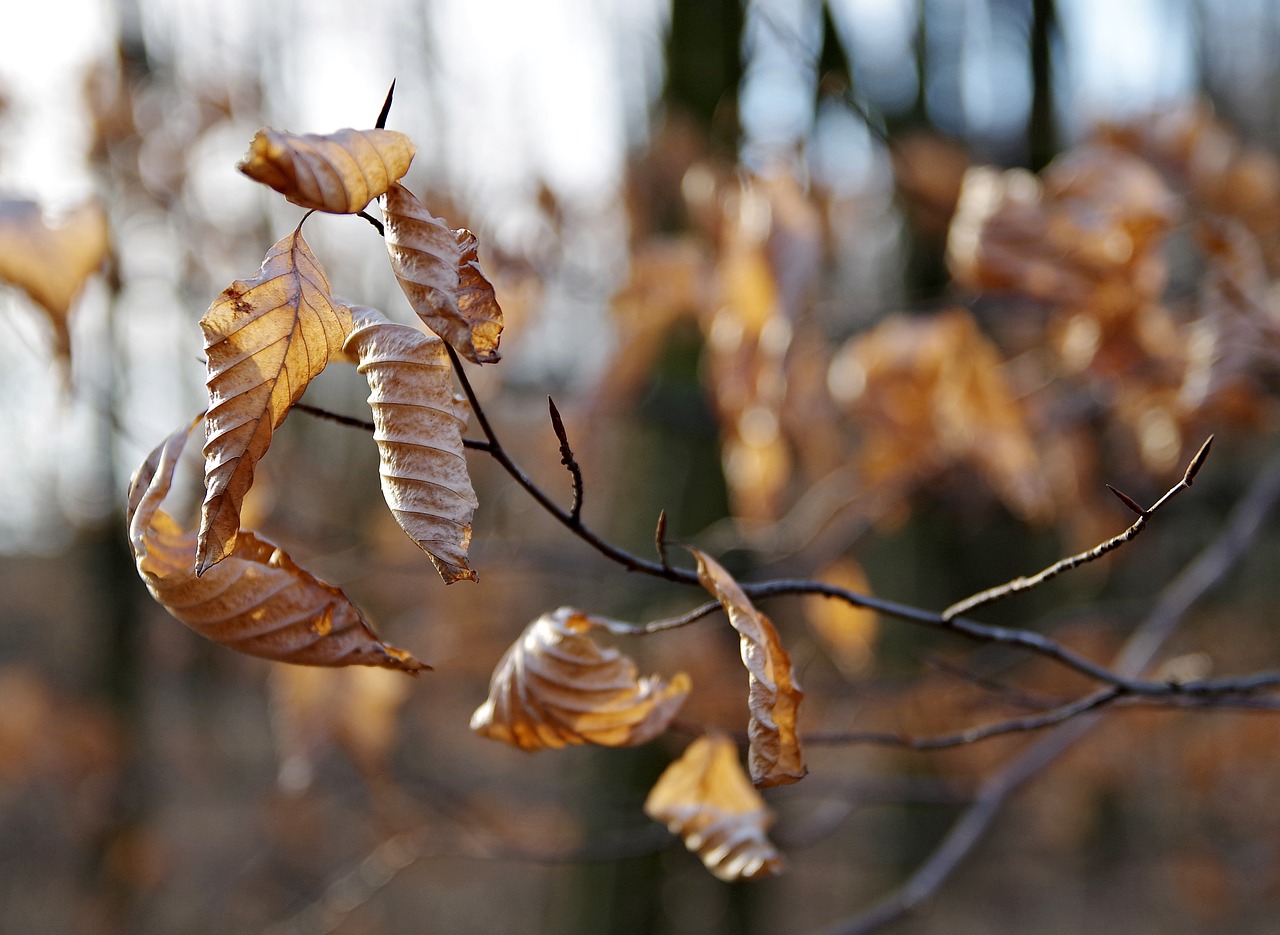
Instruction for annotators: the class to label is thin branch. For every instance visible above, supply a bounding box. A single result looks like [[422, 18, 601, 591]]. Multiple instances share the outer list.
[[941, 436, 1213, 621], [444, 342, 699, 582], [600, 600, 722, 635], [547, 396, 583, 523], [357, 209, 385, 236], [813, 441, 1280, 935], [375, 79, 396, 129], [802, 687, 1120, 749], [293, 402, 491, 451], [655, 509, 671, 571], [919, 653, 1065, 711]]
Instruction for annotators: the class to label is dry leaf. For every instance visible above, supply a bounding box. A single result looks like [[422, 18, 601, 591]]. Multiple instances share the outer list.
[[382, 182, 503, 364], [470, 607, 690, 751], [128, 421, 426, 671], [827, 309, 1052, 522], [198, 227, 351, 573], [269, 663, 413, 792], [237, 127, 416, 214], [689, 549, 806, 788], [0, 198, 110, 362], [343, 305, 478, 583], [644, 733, 784, 882]]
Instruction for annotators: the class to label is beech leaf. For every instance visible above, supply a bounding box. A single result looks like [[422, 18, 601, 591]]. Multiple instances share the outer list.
[[342, 305, 478, 583], [690, 549, 806, 788], [237, 127, 416, 214], [644, 733, 785, 882], [198, 227, 351, 574], [127, 421, 427, 672], [382, 182, 503, 364], [0, 198, 110, 362], [470, 607, 691, 751]]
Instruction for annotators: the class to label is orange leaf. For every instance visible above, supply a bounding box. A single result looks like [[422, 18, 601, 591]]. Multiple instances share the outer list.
[[343, 305, 478, 583], [470, 607, 691, 751], [0, 198, 109, 362], [382, 182, 503, 364], [198, 226, 351, 573], [644, 733, 784, 882], [237, 127, 416, 214], [127, 421, 426, 672], [689, 549, 806, 788]]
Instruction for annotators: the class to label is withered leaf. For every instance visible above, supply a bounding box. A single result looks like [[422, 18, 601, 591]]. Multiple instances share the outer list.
[[382, 182, 503, 364], [470, 607, 691, 751], [127, 421, 426, 672], [198, 227, 351, 574], [827, 309, 1052, 522], [644, 733, 784, 882], [690, 549, 806, 788], [237, 127, 416, 214], [0, 198, 110, 362], [342, 305, 478, 583]]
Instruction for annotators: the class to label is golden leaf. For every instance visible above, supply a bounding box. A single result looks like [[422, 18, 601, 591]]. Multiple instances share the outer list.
[[237, 127, 416, 214], [689, 549, 806, 788], [198, 227, 351, 573], [343, 305, 478, 583], [643, 733, 784, 882], [0, 198, 110, 362], [828, 309, 1052, 522], [127, 421, 426, 672], [470, 607, 690, 751], [382, 182, 503, 364]]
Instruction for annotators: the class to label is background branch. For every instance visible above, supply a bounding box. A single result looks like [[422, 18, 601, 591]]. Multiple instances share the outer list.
[[813, 442, 1280, 935]]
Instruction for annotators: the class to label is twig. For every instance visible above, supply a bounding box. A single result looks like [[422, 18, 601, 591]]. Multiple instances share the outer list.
[[813, 442, 1280, 935], [654, 509, 671, 571], [801, 687, 1120, 749], [546, 396, 583, 523], [600, 600, 722, 635], [357, 210, 385, 236], [941, 437, 1213, 621], [375, 79, 396, 130], [294, 402, 491, 451]]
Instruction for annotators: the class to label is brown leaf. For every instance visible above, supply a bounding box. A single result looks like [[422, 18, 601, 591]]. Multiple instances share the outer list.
[[382, 182, 503, 364], [342, 305, 478, 583], [0, 198, 110, 362], [643, 733, 784, 882], [237, 127, 416, 214], [127, 421, 426, 672], [198, 227, 351, 573], [827, 309, 1052, 522], [470, 607, 691, 751], [689, 549, 806, 788]]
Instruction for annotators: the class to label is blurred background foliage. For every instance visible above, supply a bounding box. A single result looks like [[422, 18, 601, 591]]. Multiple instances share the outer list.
[[5, 0, 1280, 933]]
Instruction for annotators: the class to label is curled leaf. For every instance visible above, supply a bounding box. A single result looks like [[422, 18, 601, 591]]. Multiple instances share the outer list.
[[342, 305, 478, 583], [690, 549, 806, 788], [0, 198, 110, 362], [644, 733, 784, 882], [382, 183, 503, 364], [198, 227, 351, 573], [470, 607, 690, 751], [127, 422, 426, 672], [237, 127, 416, 214]]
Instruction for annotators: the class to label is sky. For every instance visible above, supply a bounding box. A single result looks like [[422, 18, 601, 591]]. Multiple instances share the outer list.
[[0, 0, 1210, 551]]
